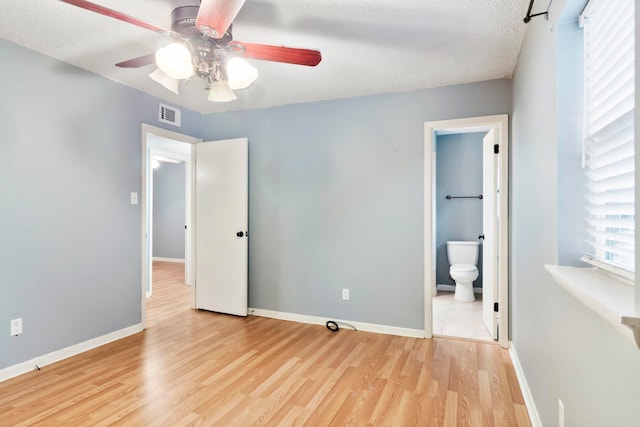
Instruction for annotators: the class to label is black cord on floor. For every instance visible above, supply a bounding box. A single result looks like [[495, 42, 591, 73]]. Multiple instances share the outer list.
[[325, 320, 357, 332]]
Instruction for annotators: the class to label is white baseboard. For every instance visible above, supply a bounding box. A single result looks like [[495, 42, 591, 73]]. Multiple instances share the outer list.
[[509, 343, 542, 427], [0, 323, 143, 383], [152, 257, 185, 263], [249, 308, 425, 338], [436, 284, 482, 293]]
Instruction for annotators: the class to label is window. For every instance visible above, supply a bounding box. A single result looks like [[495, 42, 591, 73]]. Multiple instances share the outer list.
[[547, 0, 639, 348], [581, 0, 635, 279]]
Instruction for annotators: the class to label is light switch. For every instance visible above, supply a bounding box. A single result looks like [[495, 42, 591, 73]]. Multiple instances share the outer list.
[[130, 192, 138, 205]]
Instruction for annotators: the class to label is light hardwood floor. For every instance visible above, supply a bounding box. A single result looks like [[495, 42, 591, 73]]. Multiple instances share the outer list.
[[0, 262, 531, 426]]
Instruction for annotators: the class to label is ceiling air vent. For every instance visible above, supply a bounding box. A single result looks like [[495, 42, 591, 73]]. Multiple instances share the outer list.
[[159, 104, 181, 127]]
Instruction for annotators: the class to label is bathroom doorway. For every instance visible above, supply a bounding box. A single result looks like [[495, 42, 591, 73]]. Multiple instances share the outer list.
[[433, 131, 489, 341], [423, 115, 509, 347]]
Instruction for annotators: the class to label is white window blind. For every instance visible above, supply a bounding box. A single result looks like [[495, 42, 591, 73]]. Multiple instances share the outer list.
[[582, 0, 635, 273]]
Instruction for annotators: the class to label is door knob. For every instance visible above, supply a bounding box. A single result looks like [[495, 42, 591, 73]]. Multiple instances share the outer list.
[[478, 234, 485, 240], [236, 231, 244, 237]]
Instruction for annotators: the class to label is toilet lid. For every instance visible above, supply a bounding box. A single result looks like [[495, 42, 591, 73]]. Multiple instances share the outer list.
[[451, 264, 477, 273]]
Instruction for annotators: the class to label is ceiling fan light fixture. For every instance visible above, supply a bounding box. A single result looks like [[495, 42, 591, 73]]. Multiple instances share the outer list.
[[226, 57, 258, 90], [148, 68, 180, 94], [58, 0, 323, 105], [155, 42, 194, 80], [207, 80, 238, 102]]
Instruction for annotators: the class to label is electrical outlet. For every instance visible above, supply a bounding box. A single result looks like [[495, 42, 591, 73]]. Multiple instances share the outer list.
[[10, 318, 22, 336], [342, 289, 349, 300], [558, 399, 565, 427]]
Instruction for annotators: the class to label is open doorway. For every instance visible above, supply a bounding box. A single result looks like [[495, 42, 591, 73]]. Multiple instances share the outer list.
[[152, 157, 186, 268], [147, 156, 188, 326], [148, 149, 188, 297], [140, 124, 200, 329], [424, 115, 509, 348], [140, 127, 249, 328], [433, 130, 491, 341]]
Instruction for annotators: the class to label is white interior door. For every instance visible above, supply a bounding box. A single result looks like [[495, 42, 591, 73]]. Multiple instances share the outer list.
[[482, 128, 498, 339], [195, 138, 248, 316]]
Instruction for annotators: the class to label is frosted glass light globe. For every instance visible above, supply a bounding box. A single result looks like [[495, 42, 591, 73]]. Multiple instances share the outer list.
[[226, 57, 258, 90], [155, 43, 194, 80], [207, 81, 237, 103]]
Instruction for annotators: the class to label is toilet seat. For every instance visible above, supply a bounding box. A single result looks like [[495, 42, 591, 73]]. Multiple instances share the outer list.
[[450, 264, 477, 274], [450, 264, 479, 281]]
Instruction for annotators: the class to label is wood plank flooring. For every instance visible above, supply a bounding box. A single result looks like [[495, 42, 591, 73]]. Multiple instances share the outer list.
[[0, 262, 531, 426]]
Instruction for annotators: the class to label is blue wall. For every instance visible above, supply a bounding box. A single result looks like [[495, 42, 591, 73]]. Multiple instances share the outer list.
[[201, 80, 512, 330], [153, 162, 186, 260], [0, 39, 201, 370], [435, 132, 485, 288], [1, 37, 511, 369], [511, 2, 640, 425]]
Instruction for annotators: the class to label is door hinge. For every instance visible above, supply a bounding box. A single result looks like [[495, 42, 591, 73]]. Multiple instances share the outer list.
[[494, 302, 499, 312], [494, 144, 499, 154]]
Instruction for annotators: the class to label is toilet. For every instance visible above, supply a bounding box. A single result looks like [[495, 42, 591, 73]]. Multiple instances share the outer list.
[[446, 241, 480, 302]]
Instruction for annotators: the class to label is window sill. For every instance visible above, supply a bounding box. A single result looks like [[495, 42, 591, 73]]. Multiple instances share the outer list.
[[544, 264, 640, 349]]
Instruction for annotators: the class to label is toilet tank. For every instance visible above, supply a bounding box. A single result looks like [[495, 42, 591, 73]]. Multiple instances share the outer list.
[[446, 241, 480, 265]]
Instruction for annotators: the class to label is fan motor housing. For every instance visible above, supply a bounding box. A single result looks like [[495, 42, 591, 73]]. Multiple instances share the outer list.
[[171, 6, 233, 45], [171, 6, 199, 36]]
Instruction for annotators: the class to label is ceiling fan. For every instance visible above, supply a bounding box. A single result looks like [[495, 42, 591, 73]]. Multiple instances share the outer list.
[[59, 0, 322, 102]]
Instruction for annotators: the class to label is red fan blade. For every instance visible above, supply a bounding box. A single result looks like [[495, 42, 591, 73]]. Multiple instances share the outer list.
[[231, 42, 322, 66], [116, 54, 156, 68], [59, 0, 180, 38], [196, 0, 246, 39]]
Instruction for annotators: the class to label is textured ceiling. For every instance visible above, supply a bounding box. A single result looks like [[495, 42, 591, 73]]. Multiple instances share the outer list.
[[0, 0, 530, 114]]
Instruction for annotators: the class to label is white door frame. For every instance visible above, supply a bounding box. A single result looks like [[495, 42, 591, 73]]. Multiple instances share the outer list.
[[141, 124, 200, 329], [424, 114, 509, 348]]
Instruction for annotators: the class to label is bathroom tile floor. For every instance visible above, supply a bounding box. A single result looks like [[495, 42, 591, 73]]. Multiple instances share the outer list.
[[433, 290, 494, 342]]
